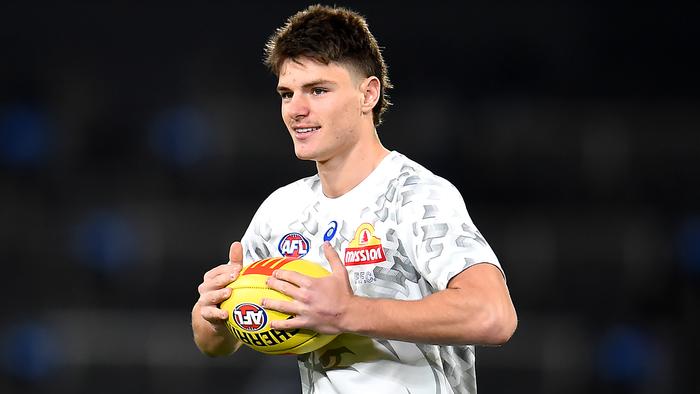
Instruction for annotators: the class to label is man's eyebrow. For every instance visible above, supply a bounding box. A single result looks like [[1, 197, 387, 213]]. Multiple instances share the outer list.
[[276, 79, 338, 93]]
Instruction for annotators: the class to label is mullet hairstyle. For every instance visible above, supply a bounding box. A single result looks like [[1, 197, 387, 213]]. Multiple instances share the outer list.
[[264, 4, 393, 126]]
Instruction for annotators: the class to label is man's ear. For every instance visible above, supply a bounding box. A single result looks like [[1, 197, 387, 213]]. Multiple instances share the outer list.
[[360, 76, 381, 114]]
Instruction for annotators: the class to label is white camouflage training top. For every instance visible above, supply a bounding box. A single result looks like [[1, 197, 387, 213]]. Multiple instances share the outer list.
[[241, 151, 502, 394]]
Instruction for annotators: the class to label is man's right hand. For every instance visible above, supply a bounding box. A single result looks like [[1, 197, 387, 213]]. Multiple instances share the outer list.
[[196, 241, 243, 324], [192, 241, 244, 355]]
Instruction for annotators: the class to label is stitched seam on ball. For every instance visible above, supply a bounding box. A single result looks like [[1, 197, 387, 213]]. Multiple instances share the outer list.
[[231, 286, 274, 289]]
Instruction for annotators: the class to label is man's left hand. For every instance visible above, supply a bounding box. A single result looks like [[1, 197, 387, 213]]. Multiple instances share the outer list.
[[263, 242, 354, 334]]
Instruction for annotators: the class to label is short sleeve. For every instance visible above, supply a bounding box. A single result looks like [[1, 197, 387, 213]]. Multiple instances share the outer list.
[[398, 176, 501, 290]]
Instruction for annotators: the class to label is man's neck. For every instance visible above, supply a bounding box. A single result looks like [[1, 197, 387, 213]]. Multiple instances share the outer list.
[[317, 140, 390, 199]]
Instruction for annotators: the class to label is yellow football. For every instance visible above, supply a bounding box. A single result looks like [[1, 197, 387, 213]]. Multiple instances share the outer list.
[[220, 257, 338, 355]]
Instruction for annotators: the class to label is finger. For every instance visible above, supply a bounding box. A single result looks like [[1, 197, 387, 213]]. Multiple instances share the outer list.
[[262, 298, 300, 316], [200, 305, 229, 322], [273, 268, 312, 288], [270, 316, 303, 331], [323, 242, 347, 275], [200, 287, 232, 306], [204, 263, 236, 280], [266, 276, 304, 300], [199, 269, 239, 294], [213, 271, 238, 288], [229, 241, 243, 266]]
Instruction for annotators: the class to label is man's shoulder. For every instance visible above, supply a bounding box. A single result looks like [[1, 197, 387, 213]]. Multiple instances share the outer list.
[[390, 152, 460, 196]]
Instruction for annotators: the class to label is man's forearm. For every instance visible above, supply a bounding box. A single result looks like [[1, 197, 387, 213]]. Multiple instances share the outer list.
[[341, 264, 517, 346]]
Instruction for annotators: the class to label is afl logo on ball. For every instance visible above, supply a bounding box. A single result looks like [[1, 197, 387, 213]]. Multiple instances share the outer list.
[[233, 303, 268, 331], [278, 232, 309, 258]]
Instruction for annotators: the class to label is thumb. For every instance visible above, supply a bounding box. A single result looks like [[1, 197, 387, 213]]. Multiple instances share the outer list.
[[323, 242, 347, 275], [229, 241, 243, 267]]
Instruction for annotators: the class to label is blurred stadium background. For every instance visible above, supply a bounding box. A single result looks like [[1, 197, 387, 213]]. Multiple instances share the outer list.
[[1, 1, 698, 393]]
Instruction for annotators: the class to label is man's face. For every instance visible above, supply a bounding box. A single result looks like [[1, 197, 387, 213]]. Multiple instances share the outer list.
[[277, 57, 366, 163]]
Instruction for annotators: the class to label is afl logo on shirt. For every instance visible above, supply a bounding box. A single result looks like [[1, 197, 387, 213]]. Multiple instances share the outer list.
[[278, 232, 309, 258], [233, 303, 268, 331], [344, 223, 386, 266]]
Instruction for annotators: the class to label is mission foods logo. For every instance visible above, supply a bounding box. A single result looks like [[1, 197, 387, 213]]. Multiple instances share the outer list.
[[344, 223, 386, 266]]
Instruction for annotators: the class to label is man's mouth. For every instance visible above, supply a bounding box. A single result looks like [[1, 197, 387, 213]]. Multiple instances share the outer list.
[[295, 127, 320, 134]]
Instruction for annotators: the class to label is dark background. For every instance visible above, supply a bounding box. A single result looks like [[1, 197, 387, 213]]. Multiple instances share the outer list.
[[1, 1, 699, 393]]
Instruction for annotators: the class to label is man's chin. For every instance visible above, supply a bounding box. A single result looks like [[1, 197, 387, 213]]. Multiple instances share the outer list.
[[294, 149, 316, 162]]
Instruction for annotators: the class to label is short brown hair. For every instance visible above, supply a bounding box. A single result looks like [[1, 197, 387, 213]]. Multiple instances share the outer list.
[[264, 4, 393, 126]]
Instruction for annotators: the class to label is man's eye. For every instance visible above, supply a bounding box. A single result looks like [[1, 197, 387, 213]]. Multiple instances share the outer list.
[[311, 88, 327, 95], [280, 92, 292, 99]]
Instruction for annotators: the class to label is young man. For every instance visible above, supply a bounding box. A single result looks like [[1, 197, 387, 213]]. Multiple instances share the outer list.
[[192, 5, 517, 393]]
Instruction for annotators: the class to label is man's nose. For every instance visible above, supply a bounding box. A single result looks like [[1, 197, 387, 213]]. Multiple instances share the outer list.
[[286, 94, 310, 119]]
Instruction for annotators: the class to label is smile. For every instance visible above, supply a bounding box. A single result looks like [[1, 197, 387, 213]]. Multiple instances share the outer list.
[[295, 127, 320, 134]]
